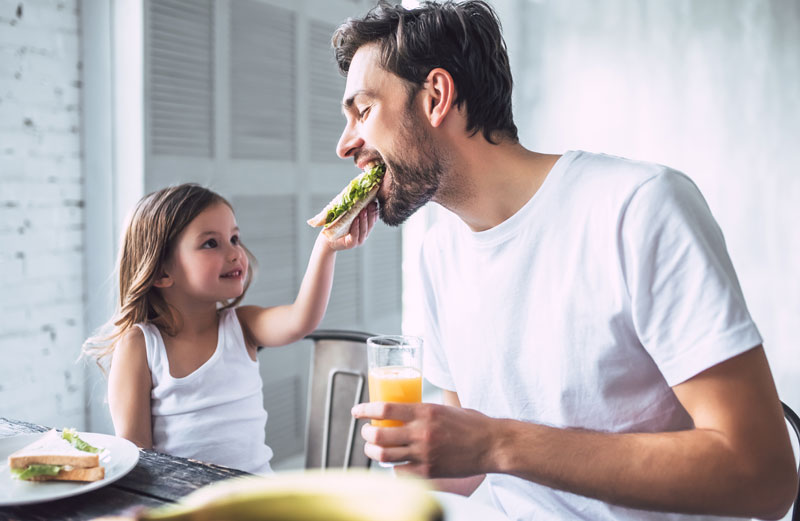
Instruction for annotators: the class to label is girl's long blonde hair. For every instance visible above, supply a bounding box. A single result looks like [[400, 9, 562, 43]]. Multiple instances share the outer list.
[[83, 184, 256, 370]]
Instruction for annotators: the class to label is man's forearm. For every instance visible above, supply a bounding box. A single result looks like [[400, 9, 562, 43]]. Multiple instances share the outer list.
[[487, 418, 790, 518]]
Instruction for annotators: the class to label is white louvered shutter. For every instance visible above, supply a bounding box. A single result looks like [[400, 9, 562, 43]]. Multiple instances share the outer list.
[[364, 224, 403, 321], [148, 0, 214, 157], [230, 1, 296, 160], [308, 20, 346, 163], [232, 195, 298, 307]]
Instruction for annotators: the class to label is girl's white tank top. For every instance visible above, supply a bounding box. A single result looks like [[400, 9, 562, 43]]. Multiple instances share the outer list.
[[136, 307, 273, 474]]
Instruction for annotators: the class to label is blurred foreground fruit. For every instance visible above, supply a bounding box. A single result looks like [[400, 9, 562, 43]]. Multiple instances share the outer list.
[[137, 470, 443, 521]]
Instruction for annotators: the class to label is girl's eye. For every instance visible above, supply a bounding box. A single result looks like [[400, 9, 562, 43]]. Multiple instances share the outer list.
[[231, 235, 240, 246], [358, 106, 371, 120], [202, 238, 218, 249]]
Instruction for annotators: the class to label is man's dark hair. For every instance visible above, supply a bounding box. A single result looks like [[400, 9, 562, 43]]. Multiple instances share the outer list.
[[333, 0, 518, 145]]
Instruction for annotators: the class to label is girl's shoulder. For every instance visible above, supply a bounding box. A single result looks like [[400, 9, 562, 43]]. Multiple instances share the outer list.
[[109, 326, 149, 374], [231, 306, 261, 358], [116, 326, 147, 354], [114, 326, 147, 355], [231, 305, 256, 330]]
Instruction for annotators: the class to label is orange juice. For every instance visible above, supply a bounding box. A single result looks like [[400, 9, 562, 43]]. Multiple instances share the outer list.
[[368, 366, 423, 427]]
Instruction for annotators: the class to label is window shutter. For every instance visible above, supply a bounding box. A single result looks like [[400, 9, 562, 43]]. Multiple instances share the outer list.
[[323, 249, 362, 328], [148, 0, 214, 157], [229, 1, 296, 160], [308, 20, 345, 163], [364, 224, 403, 321], [233, 195, 299, 308], [262, 374, 304, 460]]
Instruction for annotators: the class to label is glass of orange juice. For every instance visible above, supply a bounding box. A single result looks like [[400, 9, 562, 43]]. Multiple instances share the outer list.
[[367, 335, 423, 467]]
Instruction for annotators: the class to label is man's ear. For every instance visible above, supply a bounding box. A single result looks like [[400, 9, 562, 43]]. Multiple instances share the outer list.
[[422, 68, 455, 128], [153, 271, 174, 289]]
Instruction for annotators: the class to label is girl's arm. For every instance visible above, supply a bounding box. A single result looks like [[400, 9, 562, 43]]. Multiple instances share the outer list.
[[238, 203, 377, 348], [108, 327, 153, 449]]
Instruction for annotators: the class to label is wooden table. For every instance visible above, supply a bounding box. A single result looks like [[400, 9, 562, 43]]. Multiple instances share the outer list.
[[0, 417, 249, 521]]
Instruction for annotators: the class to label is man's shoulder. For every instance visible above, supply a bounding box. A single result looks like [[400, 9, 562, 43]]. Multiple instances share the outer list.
[[569, 150, 679, 182], [563, 150, 695, 204]]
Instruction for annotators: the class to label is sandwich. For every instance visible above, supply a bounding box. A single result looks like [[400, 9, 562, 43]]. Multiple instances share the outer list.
[[307, 162, 385, 240], [8, 428, 105, 482]]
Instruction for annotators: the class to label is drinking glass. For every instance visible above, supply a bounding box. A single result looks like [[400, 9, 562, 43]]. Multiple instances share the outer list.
[[366, 335, 423, 467]]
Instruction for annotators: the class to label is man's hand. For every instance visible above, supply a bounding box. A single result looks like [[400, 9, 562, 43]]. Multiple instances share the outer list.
[[327, 202, 378, 251], [351, 401, 494, 478]]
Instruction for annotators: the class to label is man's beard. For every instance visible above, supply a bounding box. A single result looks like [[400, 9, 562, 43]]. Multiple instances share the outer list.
[[378, 110, 445, 227]]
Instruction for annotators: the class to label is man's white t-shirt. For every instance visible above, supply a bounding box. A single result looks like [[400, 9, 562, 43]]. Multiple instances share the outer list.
[[417, 150, 762, 521]]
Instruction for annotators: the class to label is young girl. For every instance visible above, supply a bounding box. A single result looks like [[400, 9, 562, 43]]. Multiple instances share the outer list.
[[83, 184, 377, 474]]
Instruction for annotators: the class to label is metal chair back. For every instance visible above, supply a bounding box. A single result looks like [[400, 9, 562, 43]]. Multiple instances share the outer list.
[[304, 330, 374, 469], [783, 401, 800, 521]]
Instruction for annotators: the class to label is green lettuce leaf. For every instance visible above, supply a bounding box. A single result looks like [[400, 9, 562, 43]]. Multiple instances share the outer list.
[[11, 464, 62, 480], [325, 163, 385, 226], [61, 428, 101, 453]]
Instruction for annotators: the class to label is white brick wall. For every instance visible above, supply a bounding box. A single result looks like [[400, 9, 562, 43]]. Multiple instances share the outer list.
[[0, 0, 85, 428]]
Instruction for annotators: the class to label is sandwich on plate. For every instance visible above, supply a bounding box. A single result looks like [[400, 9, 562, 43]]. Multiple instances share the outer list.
[[307, 162, 385, 240], [8, 428, 105, 482]]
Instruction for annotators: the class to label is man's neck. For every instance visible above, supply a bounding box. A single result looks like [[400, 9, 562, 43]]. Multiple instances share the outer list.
[[436, 137, 560, 232]]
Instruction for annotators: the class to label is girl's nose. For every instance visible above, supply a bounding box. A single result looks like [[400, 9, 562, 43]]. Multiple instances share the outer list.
[[336, 122, 364, 159]]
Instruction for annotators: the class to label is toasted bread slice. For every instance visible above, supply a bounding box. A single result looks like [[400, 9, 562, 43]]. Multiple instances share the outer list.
[[27, 465, 105, 482], [8, 429, 99, 469], [307, 179, 358, 228], [320, 185, 379, 241], [307, 163, 384, 238]]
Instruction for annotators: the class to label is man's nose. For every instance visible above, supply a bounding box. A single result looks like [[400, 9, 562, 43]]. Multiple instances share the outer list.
[[336, 123, 363, 159]]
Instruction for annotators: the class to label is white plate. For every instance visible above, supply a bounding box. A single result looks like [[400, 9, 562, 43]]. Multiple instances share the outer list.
[[432, 491, 509, 521], [0, 431, 140, 506]]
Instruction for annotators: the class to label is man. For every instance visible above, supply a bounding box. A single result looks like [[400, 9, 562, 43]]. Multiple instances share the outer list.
[[335, 2, 797, 520]]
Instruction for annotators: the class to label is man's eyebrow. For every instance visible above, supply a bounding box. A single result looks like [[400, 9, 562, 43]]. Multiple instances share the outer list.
[[342, 90, 374, 112]]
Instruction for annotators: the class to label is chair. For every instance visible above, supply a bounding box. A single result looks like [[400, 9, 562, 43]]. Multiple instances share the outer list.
[[304, 329, 375, 469], [783, 401, 800, 521]]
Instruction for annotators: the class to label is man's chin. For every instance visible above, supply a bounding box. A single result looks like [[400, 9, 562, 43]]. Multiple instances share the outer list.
[[378, 197, 423, 227], [377, 200, 403, 227], [375, 164, 439, 226]]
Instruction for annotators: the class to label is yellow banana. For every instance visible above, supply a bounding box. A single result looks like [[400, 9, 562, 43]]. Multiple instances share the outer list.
[[138, 469, 443, 521]]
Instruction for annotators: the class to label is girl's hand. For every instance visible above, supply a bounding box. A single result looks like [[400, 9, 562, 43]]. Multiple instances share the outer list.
[[327, 202, 378, 251]]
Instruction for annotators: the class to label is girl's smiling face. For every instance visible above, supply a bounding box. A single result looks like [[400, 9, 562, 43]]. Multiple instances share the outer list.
[[159, 202, 249, 304]]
